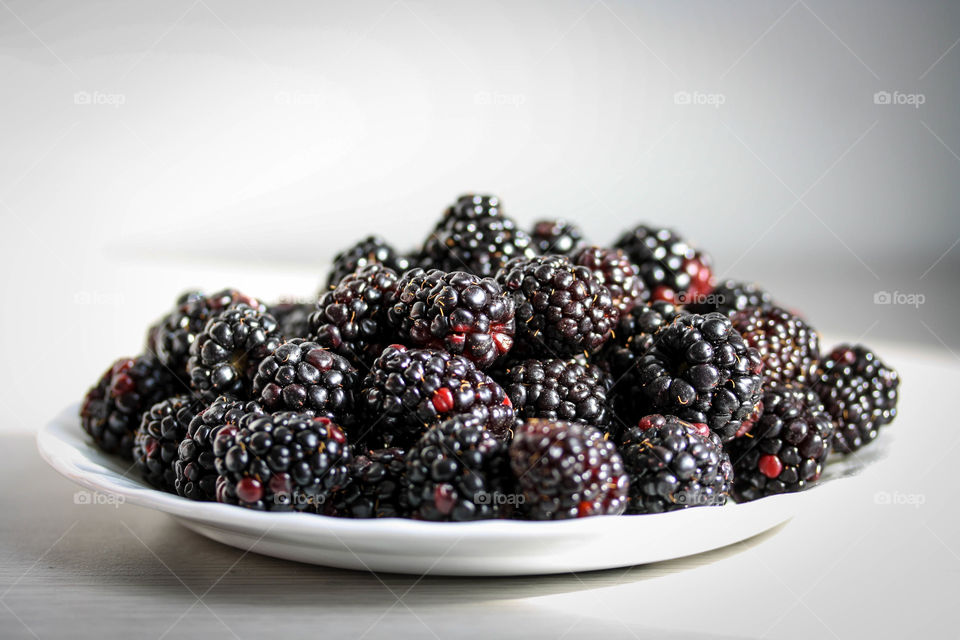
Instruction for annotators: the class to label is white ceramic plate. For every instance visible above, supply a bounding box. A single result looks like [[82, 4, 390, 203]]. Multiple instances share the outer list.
[[37, 404, 883, 576]]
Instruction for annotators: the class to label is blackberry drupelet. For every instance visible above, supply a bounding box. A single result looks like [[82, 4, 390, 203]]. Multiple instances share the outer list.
[[80, 354, 182, 459], [813, 344, 899, 454], [214, 412, 352, 512], [174, 396, 264, 500], [619, 414, 732, 513], [404, 416, 514, 521], [269, 301, 314, 340], [685, 280, 773, 317], [571, 246, 649, 314], [329, 447, 408, 518], [530, 219, 584, 255], [187, 304, 282, 398], [309, 263, 400, 369], [133, 394, 203, 491], [613, 225, 713, 304], [732, 306, 820, 386], [630, 312, 765, 440], [387, 269, 516, 369], [252, 339, 358, 422], [325, 235, 411, 290], [726, 384, 834, 501], [495, 255, 619, 356], [497, 358, 612, 428], [510, 419, 629, 520]]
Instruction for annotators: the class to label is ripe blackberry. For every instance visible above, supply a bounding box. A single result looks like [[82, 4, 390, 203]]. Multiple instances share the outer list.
[[80, 355, 182, 459], [269, 301, 314, 339], [387, 269, 516, 369], [619, 414, 732, 513], [252, 339, 358, 422], [530, 219, 584, 255], [613, 225, 713, 304], [497, 358, 612, 429], [732, 306, 820, 386], [510, 420, 629, 520], [309, 263, 400, 369], [214, 412, 352, 512], [496, 255, 619, 356], [325, 235, 411, 290], [358, 346, 515, 448], [328, 447, 408, 518], [726, 384, 834, 501], [814, 344, 899, 454], [630, 313, 765, 440], [604, 301, 687, 380], [685, 280, 772, 316], [187, 304, 282, 398], [148, 289, 265, 382], [174, 396, 264, 501], [404, 416, 514, 521], [133, 394, 202, 491], [431, 193, 503, 230], [571, 246, 649, 314]]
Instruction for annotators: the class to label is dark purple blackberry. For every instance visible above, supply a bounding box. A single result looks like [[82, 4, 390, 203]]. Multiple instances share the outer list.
[[80, 355, 182, 459], [269, 301, 314, 339], [613, 225, 714, 304], [325, 235, 411, 290], [387, 269, 516, 369], [328, 447, 408, 518], [174, 396, 264, 501], [604, 301, 687, 380], [404, 416, 515, 521], [571, 246, 648, 314], [685, 280, 772, 316], [530, 219, 584, 255], [497, 358, 612, 428], [727, 384, 834, 501], [357, 345, 515, 448], [214, 413, 352, 512], [630, 313, 765, 440], [148, 289, 265, 382], [309, 263, 400, 369], [431, 194, 503, 230], [133, 394, 203, 491], [813, 344, 899, 454], [495, 255, 619, 356], [252, 339, 358, 422], [732, 306, 820, 386], [619, 414, 732, 513], [509, 419, 629, 520], [187, 304, 282, 398]]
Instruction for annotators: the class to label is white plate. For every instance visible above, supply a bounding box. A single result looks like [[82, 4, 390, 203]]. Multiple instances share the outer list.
[[37, 404, 882, 576]]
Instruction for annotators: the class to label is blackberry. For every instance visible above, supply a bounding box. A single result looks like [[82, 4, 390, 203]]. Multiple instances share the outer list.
[[726, 384, 834, 501], [133, 394, 203, 491], [148, 289, 265, 382], [187, 304, 283, 398], [269, 301, 314, 339], [530, 219, 584, 255], [328, 447, 408, 518], [613, 225, 713, 304], [80, 355, 181, 459], [309, 263, 400, 369], [630, 313, 765, 440], [685, 280, 773, 316], [325, 235, 411, 290], [813, 344, 899, 454], [431, 193, 503, 231], [495, 255, 619, 356], [404, 416, 514, 521], [358, 345, 515, 448], [619, 414, 732, 513], [732, 306, 820, 386], [509, 420, 629, 520], [174, 396, 264, 500], [252, 339, 358, 422], [497, 358, 612, 428], [214, 413, 352, 512], [387, 269, 516, 369], [604, 301, 687, 380], [571, 246, 649, 314]]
